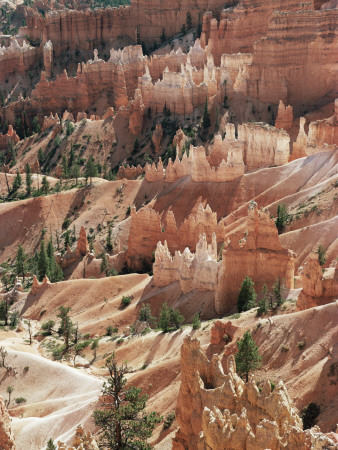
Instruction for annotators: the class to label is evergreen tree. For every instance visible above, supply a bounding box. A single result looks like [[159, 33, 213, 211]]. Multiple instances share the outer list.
[[235, 330, 262, 382], [25, 163, 32, 197], [100, 251, 108, 275], [273, 278, 283, 307], [42, 175, 49, 195], [275, 203, 288, 234], [317, 244, 326, 266], [46, 438, 56, 450], [106, 224, 113, 252], [192, 312, 201, 330], [139, 304, 152, 323], [38, 148, 45, 166], [38, 239, 49, 281], [71, 163, 80, 185], [32, 116, 41, 134], [158, 302, 171, 332], [256, 284, 268, 316], [62, 155, 69, 179], [202, 97, 210, 130], [16, 245, 27, 282], [12, 169, 22, 193], [57, 306, 74, 350], [93, 354, 161, 449], [85, 156, 98, 185], [64, 230, 71, 250], [237, 276, 257, 313]]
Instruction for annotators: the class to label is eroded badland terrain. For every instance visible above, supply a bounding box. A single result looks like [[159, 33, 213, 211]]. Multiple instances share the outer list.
[[0, 0, 337, 448]]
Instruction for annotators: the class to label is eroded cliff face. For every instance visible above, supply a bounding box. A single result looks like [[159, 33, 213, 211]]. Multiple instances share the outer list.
[[173, 336, 336, 450], [127, 203, 225, 270], [151, 203, 294, 314], [0, 396, 15, 450], [297, 254, 338, 310], [215, 203, 295, 315], [22, 0, 226, 54], [0, 39, 40, 85]]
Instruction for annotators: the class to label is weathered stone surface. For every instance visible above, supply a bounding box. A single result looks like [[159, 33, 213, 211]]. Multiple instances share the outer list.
[[275, 100, 293, 131], [0, 396, 15, 450], [0, 126, 20, 150], [215, 203, 295, 315], [76, 226, 90, 257], [152, 123, 163, 153], [153, 233, 218, 293], [127, 203, 225, 271], [173, 336, 336, 450], [57, 425, 99, 449]]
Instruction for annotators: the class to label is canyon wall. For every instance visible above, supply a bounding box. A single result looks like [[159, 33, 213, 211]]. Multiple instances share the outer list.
[[215, 203, 295, 315], [0, 397, 15, 450], [0, 38, 40, 85], [22, 0, 226, 55], [173, 336, 335, 450], [126, 203, 225, 270]]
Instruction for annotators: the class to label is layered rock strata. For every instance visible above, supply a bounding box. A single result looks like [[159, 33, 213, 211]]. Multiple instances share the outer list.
[[127, 203, 225, 270], [172, 336, 336, 449], [215, 203, 295, 315], [0, 38, 39, 84]]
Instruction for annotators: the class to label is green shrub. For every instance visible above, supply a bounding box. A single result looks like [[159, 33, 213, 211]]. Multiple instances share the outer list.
[[15, 397, 27, 404], [192, 313, 201, 330], [121, 296, 132, 307], [106, 326, 118, 336], [300, 403, 320, 429], [163, 411, 175, 429]]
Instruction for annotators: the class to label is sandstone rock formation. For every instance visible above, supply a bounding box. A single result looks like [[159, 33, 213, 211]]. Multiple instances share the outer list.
[[153, 233, 218, 293], [292, 104, 338, 160], [127, 203, 225, 271], [61, 227, 90, 269], [117, 164, 144, 180], [297, 254, 338, 310], [173, 336, 336, 450], [0, 38, 39, 84], [152, 123, 163, 153], [0, 126, 20, 149], [275, 100, 293, 131], [30, 275, 51, 295], [173, 128, 188, 158], [238, 122, 290, 169], [43, 40, 53, 79], [0, 396, 15, 450], [215, 203, 295, 315]]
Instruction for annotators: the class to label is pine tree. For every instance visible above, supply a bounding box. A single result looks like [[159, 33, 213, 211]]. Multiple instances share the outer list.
[[12, 169, 22, 193], [256, 284, 268, 316], [38, 239, 49, 281], [46, 438, 56, 450], [32, 116, 41, 134], [235, 330, 262, 382], [16, 245, 26, 282], [273, 278, 283, 307], [275, 203, 288, 234], [85, 156, 98, 185], [192, 312, 201, 329], [25, 163, 32, 197], [202, 97, 211, 130], [62, 155, 69, 179], [237, 276, 257, 313], [71, 163, 80, 185], [106, 224, 113, 252], [100, 251, 108, 275], [57, 306, 74, 350], [158, 302, 171, 332], [93, 354, 161, 449], [64, 230, 71, 250], [317, 244, 326, 266], [42, 175, 49, 195]]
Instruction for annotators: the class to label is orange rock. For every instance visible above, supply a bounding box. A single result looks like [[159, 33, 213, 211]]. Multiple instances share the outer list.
[[0, 396, 15, 450]]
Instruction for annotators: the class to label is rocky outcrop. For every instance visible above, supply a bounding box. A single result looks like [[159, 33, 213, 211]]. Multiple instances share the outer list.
[[238, 122, 290, 170], [117, 164, 144, 180], [275, 100, 293, 131], [0, 126, 20, 149], [145, 142, 244, 183], [152, 123, 163, 153], [23, 0, 226, 55], [215, 203, 295, 315], [76, 226, 90, 257], [297, 255, 338, 310], [57, 425, 98, 449], [173, 336, 336, 450], [292, 106, 338, 160], [0, 38, 39, 84], [30, 275, 51, 295], [0, 396, 15, 450], [61, 227, 90, 269], [173, 128, 188, 158], [128, 88, 145, 135], [43, 40, 53, 79], [127, 203, 225, 271], [153, 233, 218, 293], [173, 336, 335, 450]]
